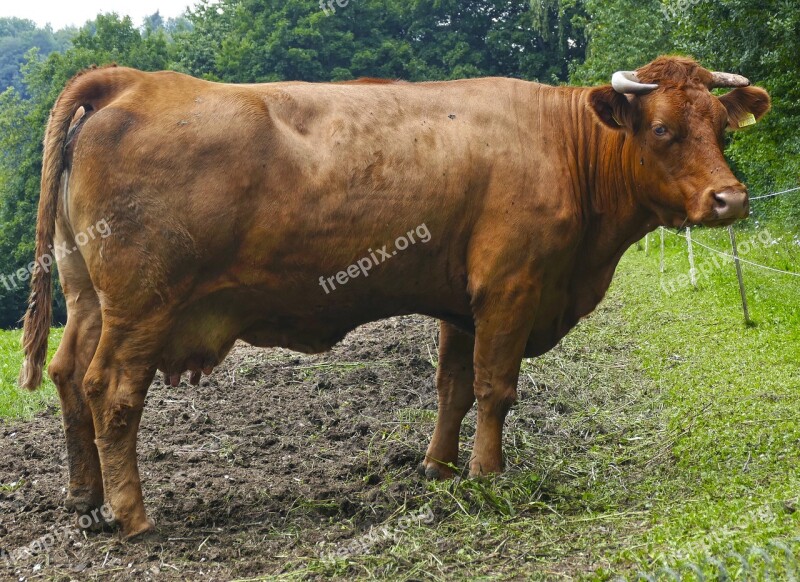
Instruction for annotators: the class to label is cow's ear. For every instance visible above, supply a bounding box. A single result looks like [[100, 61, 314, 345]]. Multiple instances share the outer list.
[[587, 86, 637, 131], [718, 86, 771, 130]]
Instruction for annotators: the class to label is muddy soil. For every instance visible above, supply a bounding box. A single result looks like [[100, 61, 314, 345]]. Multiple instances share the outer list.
[[1, 316, 448, 581]]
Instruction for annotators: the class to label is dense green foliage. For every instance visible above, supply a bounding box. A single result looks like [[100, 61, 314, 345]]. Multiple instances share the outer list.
[[569, 0, 671, 85], [0, 18, 74, 97], [177, 0, 586, 83], [0, 0, 797, 328]]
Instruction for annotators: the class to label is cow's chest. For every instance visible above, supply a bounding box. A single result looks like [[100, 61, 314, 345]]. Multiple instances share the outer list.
[[523, 260, 617, 358]]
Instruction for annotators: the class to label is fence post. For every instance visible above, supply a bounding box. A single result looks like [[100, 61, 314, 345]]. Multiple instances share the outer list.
[[728, 226, 752, 324], [645, 233, 650, 255], [686, 227, 697, 288], [660, 228, 665, 274]]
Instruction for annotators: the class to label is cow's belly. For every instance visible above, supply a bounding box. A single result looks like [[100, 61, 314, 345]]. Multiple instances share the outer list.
[[155, 281, 471, 375], [154, 238, 612, 373], [155, 270, 607, 376]]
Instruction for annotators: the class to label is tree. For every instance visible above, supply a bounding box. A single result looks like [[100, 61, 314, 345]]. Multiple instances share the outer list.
[[568, 0, 672, 85], [0, 18, 74, 95], [527, 0, 589, 83], [178, 0, 587, 83], [143, 11, 165, 33]]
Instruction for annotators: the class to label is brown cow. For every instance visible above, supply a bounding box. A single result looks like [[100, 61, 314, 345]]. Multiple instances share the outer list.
[[19, 56, 769, 539]]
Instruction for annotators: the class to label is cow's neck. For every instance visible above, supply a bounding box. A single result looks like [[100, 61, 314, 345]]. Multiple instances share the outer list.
[[562, 88, 660, 312], [578, 92, 658, 253]]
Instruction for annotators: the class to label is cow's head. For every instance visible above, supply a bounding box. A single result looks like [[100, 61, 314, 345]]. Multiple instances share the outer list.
[[588, 56, 770, 227]]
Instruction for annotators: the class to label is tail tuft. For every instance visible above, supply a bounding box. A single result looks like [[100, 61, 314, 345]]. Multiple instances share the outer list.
[[19, 268, 51, 390]]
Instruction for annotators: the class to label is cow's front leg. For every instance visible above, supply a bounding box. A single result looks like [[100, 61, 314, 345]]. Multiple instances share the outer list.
[[419, 321, 475, 479], [469, 285, 537, 476], [84, 326, 160, 539]]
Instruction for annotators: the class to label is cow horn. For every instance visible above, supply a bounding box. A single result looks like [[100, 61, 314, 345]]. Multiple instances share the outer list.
[[611, 71, 658, 95], [709, 71, 750, 88]]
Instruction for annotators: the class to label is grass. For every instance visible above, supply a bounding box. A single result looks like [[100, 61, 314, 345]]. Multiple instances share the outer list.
[[2, 220, 799, 580], [600, 222, 800, 579], [0, 327, 61, 418]]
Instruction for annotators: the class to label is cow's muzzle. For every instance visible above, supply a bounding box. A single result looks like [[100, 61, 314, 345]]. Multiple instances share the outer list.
[[712, 188, 750, 222]]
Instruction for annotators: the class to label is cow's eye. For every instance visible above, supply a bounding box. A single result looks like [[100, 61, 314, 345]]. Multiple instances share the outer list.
[[653, 124, 668, 137]]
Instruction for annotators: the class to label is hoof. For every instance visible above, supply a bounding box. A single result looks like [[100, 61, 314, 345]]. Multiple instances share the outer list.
[[121, 518, 156, 541], [74, 513, 115, 533], [417, 460, 455, 480], [65, 491, 103, 517], [65, 497, 95, 516], [67, 496, 114, 532], [468, 459, 503, 477]]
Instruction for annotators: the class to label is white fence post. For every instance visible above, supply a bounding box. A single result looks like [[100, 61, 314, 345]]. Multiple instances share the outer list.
[[660, 228, 665, 274]]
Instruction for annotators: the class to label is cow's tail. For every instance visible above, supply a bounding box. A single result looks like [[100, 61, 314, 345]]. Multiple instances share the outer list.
[[19, 65, 131, 390]]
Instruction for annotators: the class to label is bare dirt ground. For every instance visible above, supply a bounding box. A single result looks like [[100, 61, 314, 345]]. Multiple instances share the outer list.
[[1, 317, 444, 581]]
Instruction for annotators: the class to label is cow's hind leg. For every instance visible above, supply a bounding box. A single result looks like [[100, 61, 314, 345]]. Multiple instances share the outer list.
[[419, 321, 475, 479], [48, 241, 104, 518], [84, 316, 167, 539]]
